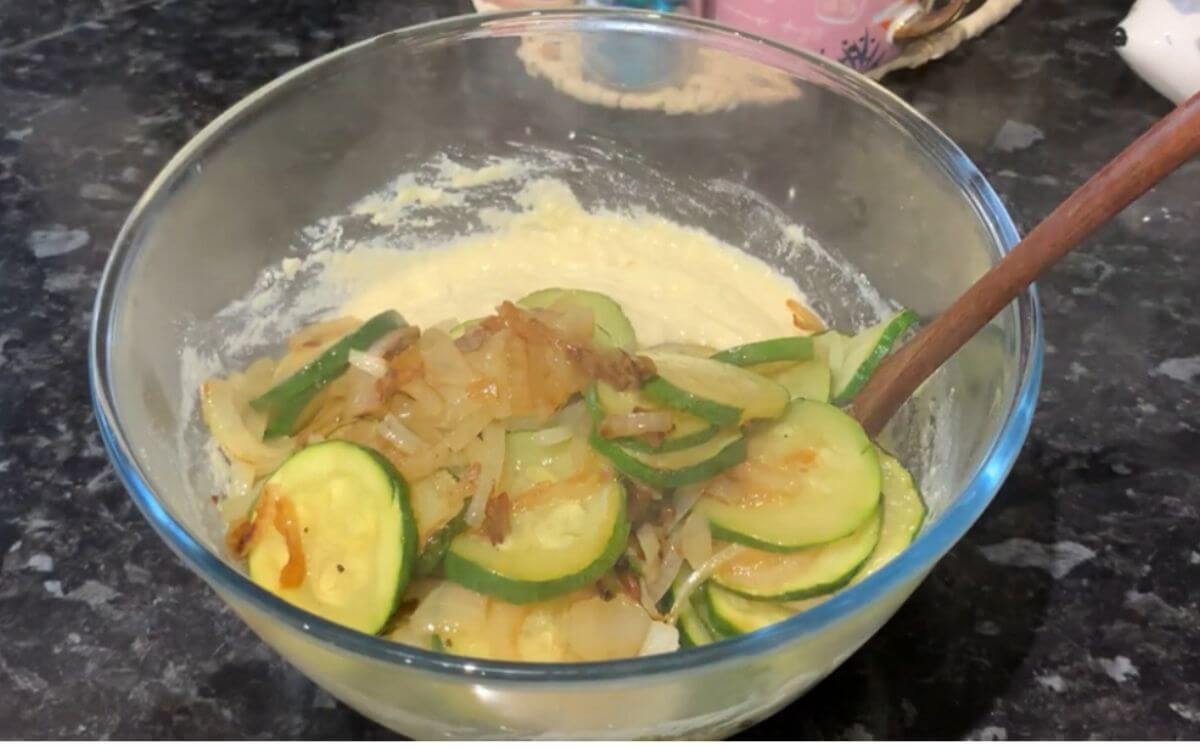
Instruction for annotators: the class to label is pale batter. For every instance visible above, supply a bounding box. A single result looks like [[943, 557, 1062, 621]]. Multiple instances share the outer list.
[[331, 179, 805, 349]]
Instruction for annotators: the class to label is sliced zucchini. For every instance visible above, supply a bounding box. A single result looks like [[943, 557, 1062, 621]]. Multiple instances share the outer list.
[[246, 440, 416, 634], [702, 583, 794, 636], [444, 434, 628, 604], [671, 572, 717, 647], [499, 428, 586, 495], [641, 379, 739, 428], [678, 611, 716, 647], [853, 447, 926, 581], [748, 448, 927, 612], [251, 310, 407, 438], [642, 352, 789, 426], [699, 399, 881, 551], [710, 508, 882, 600], [590, 429, 747, 489], [618, 423, 720, 455], [414, 507, 467, 578], [816, 310, 918, 405], [585, 381, 720, 454], [518, 288, 636, 350], [687, 578, 725, 638], [755, 359, 832, 403], [711, 337, 814, 367]]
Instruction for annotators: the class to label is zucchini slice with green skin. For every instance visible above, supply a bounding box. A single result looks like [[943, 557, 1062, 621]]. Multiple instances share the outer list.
[[500, 428, 584, 494], [642, 352, 789, 426], [251, 310, 407, 438], [710, 508, 882, 600], [641, 377, 741, 427], [678, 612, 716, 648], [853, 447, 927, 581], [702, 583, 795, 636], [774, 448, 928, 614], [700, 399, 881, 551], [444, 484, 627, 605], [816, 310, 918, 405], [590, 429, 747, 489], [617, 422, 720, 455], [711, 337, 814, 367], [671, 573, 718, 647], [585, 382, 720, 454], [414, 508, 467, 578], [754, 359, 832, 403], [518, 288, 636, 350], [246, 440, 416, 634], [444, 433, 629, 604]]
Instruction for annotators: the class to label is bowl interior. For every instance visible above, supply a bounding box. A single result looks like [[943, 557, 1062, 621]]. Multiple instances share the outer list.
[[92, 9, 1035, 686]]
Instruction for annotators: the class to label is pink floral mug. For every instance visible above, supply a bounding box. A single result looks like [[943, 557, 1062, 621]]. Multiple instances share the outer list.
[[699, 0, 967, 71]]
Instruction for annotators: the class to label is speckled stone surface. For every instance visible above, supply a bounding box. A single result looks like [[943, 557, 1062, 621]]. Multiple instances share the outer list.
[[1, 0, 1198, 739]]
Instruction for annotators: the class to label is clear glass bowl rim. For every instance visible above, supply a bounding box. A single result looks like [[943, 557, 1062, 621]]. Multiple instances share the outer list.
[[89, 8, 1043, 683]]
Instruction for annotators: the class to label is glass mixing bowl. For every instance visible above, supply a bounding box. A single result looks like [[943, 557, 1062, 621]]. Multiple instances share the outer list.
[[90, 9, 1041, 740]]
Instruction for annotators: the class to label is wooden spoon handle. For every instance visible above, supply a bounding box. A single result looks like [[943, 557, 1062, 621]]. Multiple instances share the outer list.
[[851, 90, 1200, 437]]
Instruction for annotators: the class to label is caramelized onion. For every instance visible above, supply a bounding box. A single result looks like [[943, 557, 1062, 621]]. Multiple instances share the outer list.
[[368, 325, 419, 357], [571, 347, 656, 391], [566, 596, 651, 661], [348, 349, 389, 379], [786, 298, 824, 334], [667, 483, 705, 534], [529, 425, 574, 446], [378, 413, 429, 454], [676, 510, 713, 570], [638, 620, 681, 656], [483, 491, 512, 545], [618, 569, 642, 603], [640, 546, 683, 617], [341, 367, 384, 418], [542, 302, 595, 345], [387, 345, 424, 387], [228, 459, 256, 499], [421, 329, 476, 385], [273, 493, 307, 589], [454, 462, 482, 498], [200, 378, 292, 468], [455, 326, 488, 353], [465, 424, 505, 529], [225, 518, 256, 558], [636, 524, 661, 573], [666, 545, 745, 623]]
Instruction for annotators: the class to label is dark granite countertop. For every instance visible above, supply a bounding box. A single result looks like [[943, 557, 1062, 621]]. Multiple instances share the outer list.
[[2, 0, 1198, 739]]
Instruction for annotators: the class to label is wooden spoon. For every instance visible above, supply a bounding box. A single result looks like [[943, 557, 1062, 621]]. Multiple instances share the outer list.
[[850, 90, 1200, 437]]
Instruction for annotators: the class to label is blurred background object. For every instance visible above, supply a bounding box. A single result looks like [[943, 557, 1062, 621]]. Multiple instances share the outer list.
[[1114, 0, 1200, 104], [514, 26, 802, 112], [472, 0, 1025, 78]]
